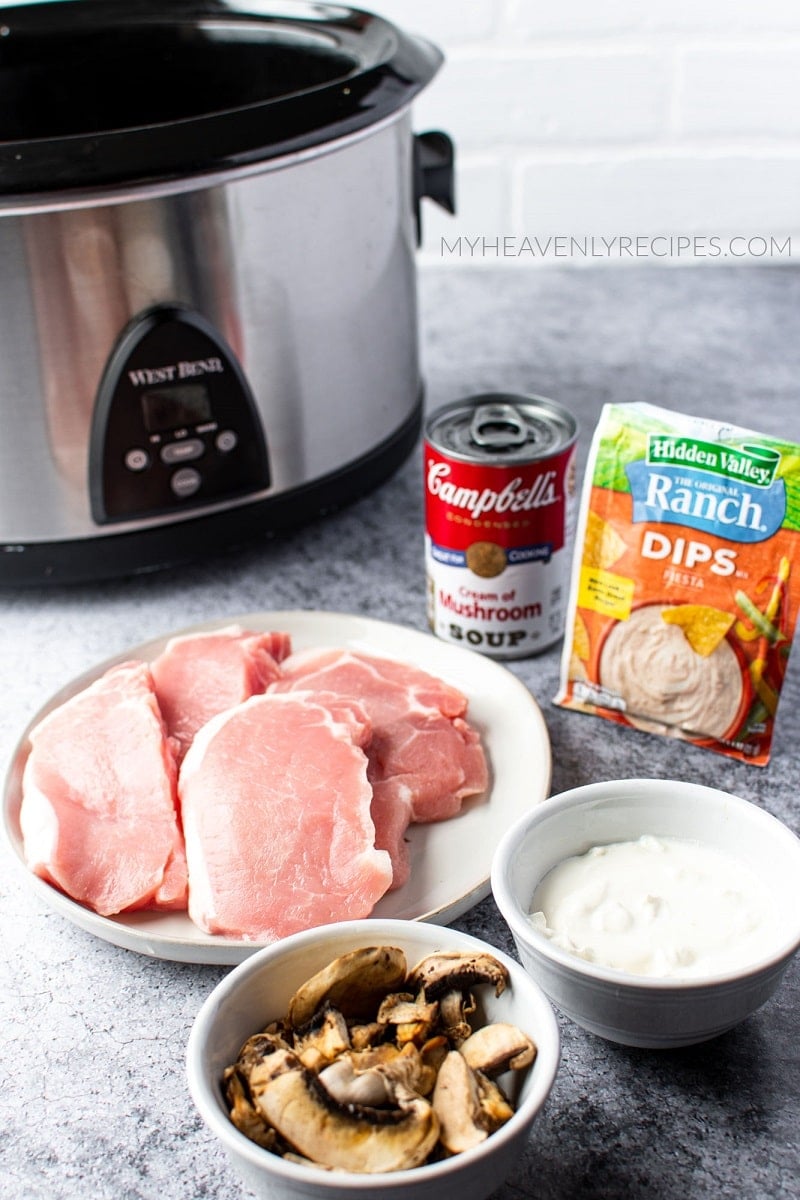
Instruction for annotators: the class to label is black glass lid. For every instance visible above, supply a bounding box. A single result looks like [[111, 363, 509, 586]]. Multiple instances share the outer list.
[[0, 0, 442, 198]]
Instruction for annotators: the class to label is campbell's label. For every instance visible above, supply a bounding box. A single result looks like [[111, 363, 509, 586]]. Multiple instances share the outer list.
[[424, 396, 578, 659]]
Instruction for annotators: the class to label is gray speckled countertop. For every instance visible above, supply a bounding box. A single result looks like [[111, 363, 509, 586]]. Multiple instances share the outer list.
[[2, 266, 799, 1199]]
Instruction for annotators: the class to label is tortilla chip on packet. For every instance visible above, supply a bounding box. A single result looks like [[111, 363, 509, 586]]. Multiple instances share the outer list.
[[660, 604, 734, 657], [554, 402, 800, 765]]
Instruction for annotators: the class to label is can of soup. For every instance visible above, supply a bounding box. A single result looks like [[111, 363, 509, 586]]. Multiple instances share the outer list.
[[424, 393, 578, 658]]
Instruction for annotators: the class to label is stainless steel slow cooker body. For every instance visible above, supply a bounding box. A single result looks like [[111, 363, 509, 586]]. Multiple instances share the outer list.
[[0, 0, 454, 582]]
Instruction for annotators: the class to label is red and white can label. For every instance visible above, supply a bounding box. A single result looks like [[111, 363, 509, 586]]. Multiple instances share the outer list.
[[424, 437, 578, 658]]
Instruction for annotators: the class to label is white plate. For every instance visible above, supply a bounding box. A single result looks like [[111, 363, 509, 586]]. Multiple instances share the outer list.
[[3, 611, 551, 964]]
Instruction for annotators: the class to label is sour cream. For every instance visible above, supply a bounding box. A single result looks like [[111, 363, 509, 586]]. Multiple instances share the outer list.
[[529, 835, 779, 979]]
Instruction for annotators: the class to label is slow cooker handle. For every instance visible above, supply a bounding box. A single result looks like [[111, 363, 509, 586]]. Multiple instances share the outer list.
[[413, 131, 455, 245]]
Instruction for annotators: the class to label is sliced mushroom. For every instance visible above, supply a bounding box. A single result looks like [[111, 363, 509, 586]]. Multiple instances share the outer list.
[[419, 1035, 450, 1091], [234, 1030, 292, 1075], [222, 1066, 281, 1151], [431, 1050, 488, 1155], [377, 992, 438, 1026], [349, 1043, 408, 1071], [293, 1005, 351, 1071], [438, 989, 477, 1043], [475, 1072, 515, 1132], [246, 1044, 305, 1091], [377, 992, 439, 1046], [320, 1043, 434, 1108], [407, 951, 509, 1003], [287, 946, 408, 1029], [460, 1022, 537, 1074], [249, 1053, 440, 1173], [369, 1043, 435, 1098], [318, 1055, 396, 1108], [348, 1021, 383, 1050]]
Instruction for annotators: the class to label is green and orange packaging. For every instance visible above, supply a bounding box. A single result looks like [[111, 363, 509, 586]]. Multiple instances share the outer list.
[[555, 402, 800, 764]]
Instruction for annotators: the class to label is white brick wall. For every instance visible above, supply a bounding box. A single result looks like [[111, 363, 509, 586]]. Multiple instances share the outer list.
[[369, 0, 800, 264]]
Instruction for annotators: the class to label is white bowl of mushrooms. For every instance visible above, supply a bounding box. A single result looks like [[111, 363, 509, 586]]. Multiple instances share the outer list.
[[187, 919, 560, 1200]]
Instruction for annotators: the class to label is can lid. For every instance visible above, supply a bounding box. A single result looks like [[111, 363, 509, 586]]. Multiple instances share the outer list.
[[426, 393, 577, 465]]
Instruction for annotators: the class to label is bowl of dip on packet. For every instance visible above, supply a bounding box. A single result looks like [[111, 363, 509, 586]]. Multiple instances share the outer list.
[[555, 401, 800, 765]]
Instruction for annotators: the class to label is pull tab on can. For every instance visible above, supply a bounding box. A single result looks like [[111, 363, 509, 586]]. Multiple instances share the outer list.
[[469, 403, 531, 452]]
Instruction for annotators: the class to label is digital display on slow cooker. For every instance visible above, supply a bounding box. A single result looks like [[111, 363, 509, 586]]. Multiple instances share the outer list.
[[141, 385, 213, 433]]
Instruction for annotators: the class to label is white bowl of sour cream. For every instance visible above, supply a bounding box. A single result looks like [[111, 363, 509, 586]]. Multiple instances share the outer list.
[[490, 779, 800, 1048]]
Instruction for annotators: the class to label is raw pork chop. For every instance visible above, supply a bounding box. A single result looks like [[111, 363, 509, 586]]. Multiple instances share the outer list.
[[271, 649, 489, 889], [150, 625, 290, 760], [179, 691, 393, 940], [19, 661, 187, 916]]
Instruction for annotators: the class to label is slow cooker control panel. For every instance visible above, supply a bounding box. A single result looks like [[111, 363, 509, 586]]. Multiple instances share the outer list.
[[90, 305, 270, 524]]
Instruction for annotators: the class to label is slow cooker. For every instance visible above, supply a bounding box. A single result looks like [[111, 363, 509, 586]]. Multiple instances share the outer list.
[[0, 0, 454, 583]]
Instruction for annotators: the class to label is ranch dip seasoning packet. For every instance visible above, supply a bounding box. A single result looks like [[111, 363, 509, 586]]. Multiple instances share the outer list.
[[555, 402, 800, 764]]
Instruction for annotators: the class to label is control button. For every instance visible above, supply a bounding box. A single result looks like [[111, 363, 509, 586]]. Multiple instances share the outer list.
[[170, 467, 202, 498], [216, 429, 238, 453], [124, 448, 150, 472], [160, 438, 204, 465]]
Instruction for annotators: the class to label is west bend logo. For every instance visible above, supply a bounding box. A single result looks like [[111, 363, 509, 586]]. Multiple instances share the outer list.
[[626, 435, 786, 544]]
